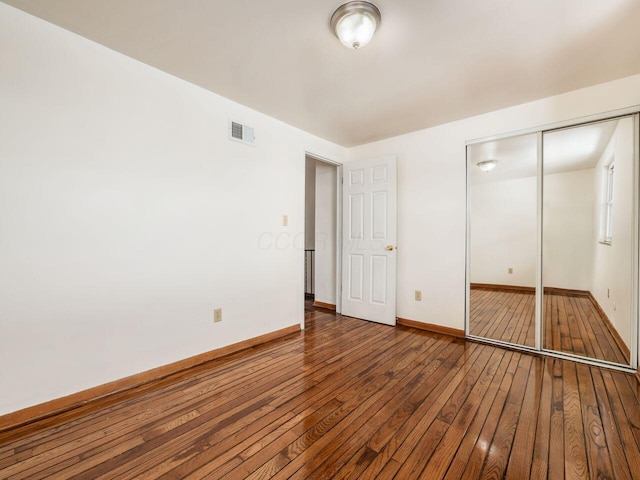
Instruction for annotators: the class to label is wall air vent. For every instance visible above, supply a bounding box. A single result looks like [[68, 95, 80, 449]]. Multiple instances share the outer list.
[[229, 120, 256, 147]]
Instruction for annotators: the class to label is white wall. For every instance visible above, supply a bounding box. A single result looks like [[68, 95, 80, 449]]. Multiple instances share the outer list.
[[591, 118, 635, 348], [543, 169, 596, 291], [0, 4, 345, 416], [471, 169, 595, 290], [470, 176, 537, 287], [347, 72, 640, 348], [304, 156, 316, 250], [314, 162, 337, 305]]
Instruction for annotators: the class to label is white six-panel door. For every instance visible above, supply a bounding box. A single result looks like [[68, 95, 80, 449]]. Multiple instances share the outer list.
[[341, 156, 397, 325]]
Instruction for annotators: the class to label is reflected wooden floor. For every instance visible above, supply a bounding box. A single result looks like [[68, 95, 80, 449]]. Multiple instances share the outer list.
[[544, 293, 629, 364], [470, 288, 629, 364], [469, 288, 536, 348], [1, 306, 640, 479]]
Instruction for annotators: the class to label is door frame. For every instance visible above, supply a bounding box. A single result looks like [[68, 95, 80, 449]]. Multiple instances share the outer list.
[[302, 150, 343, 329], [465, 105, 640, 373]]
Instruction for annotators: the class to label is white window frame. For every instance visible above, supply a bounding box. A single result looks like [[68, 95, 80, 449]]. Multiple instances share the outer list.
[[602, 157, 614, 244]]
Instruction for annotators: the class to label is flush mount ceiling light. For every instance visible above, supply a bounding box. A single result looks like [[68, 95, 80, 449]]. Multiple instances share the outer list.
[[477, 160, 498, 172], [330, 1, 381, 50]]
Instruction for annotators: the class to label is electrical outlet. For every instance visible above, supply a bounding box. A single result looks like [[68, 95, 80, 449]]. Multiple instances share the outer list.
[[414, 290, 422, 301], [282, 215, 288, 227], [508, 268, 513, 274], [214, 308, 222, 323], [607, 289, 610, 298], [613, 302, 617, 311]]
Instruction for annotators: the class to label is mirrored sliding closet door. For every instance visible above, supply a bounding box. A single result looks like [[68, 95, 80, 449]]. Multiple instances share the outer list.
[[467, 111, 638, 369], [467, 133, 539, 349], [542, 116, 636, 365]]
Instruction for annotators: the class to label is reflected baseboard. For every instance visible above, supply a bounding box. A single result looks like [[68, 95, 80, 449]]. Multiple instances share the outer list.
[[544, 286, 590, 298], [588, 293, 631, 361], [471, 283, 593, 298], [470, 283, 535, 294]]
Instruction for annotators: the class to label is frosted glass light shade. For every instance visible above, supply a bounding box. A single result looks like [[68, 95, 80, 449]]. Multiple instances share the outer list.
[[477, 160, 498, 172], [331, 2, 381, 50]]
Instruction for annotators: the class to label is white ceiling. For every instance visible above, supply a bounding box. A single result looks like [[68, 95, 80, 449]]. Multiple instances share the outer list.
[[469, 119, 618, 185], [4, 0, 640, 147]]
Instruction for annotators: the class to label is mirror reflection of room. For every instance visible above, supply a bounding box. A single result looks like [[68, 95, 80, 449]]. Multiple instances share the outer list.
[[468, 134, 538, 348], [543, 117, 633, 364]]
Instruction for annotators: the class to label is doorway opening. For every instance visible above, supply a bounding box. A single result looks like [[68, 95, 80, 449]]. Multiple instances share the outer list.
[[304, 154, 341, 321]]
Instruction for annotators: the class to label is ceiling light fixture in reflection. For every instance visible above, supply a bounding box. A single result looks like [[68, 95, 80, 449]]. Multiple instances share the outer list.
[[476, 160, 498, 172]]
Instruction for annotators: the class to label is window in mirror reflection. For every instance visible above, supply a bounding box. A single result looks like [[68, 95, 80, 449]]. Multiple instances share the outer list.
[[542, 117, 633, 365], [602, 158, 615, 244]]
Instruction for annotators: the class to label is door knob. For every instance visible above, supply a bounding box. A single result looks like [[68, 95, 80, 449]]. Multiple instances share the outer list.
[[385, 245, 396, 251]]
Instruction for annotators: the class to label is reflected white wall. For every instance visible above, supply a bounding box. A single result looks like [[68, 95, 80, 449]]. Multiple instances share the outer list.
[[591, 118, 635, 348]]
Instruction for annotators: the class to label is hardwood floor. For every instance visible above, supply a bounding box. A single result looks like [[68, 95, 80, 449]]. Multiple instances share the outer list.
[[1, 306, 639, 479], [469, 288, 629, 364]]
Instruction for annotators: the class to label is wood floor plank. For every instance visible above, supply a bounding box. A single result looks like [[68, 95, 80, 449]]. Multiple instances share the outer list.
[[97, 324, 408, 479], [562, 360, 589, 480], [213, 332, 447, 480], [417, 348, 512, 479], [458, 354, 521, 480], [530, 358, 554, 479], [1, 301, 639, 479], [478, 354, 533, 479], [291, 336, 456, 479], [390, 347, 500, 479], [358, 341, 477, 479], [575, 364, 615, 480], [266, 340, 476, 479], [56, 361, 313, 479], [504, 356, 542, 479], [548, 358, 566, 480], [591, 369, 634, 480], [599, 368, 640, 475]]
